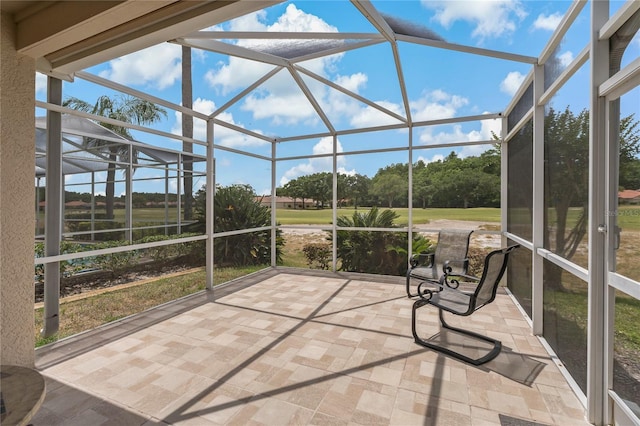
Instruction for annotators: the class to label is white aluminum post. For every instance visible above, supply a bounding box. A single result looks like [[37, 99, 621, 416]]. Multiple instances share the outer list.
[[91, 172, 96, 240], [177, 153, 182, 234], [532, 64, 545, 335], [604, 99, 618, 426], [500, 115, 508, 250], [408, 127, 413, 260], [125, 144, 132, 242], [43, 76, 63, 337], [205, 120, 215, 290], [588, 0, 609, 423], [271, 142, 277, 267], [332, 135, 338, 272], [36, 177, 41, 235], [164, 168, 169, 235]]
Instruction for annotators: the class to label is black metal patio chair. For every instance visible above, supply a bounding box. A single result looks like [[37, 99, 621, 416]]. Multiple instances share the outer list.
[[406, 229, 473, 298], [411, 244, 520, 365]]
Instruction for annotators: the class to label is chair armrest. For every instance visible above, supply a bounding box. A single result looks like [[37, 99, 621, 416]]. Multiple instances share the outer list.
[[410, 252, 435, 268], [416, 278, 447, 301], [442, 270, 479, 289], [442, 258, 469, 275], [416, 274, 478, 302]]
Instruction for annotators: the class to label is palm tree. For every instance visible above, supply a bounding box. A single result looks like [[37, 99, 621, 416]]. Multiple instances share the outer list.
[[63, 95, 167, 219], [332, 207, 409, 275]]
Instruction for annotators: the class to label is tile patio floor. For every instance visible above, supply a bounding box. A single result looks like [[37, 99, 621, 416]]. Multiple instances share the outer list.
[[31, 269, 590, 425]]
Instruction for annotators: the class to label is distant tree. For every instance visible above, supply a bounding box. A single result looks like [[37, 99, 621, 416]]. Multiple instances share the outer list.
[[414, 151, 500, 209], [339, 173, 370, 208], [543, 107, 639, 288], [280, 179, 304, 209], [309, 172, 332, 208], [349, 173, 371, 209], [544, 107, 590, 263], [63, 95, 167, 219], [619, 113, 640, 190], [371, 173, 406, 207]]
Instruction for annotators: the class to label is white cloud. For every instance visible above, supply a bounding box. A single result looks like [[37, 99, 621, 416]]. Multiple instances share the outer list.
[[500, 71, 525, 96], [558, 51, 574, 67], [533, 12, 562, 31], [422, 0, 526, 41], [204, 4, 346, 125], [416, 141, 495, 164], [349, 101, 405, 128], [228, 10, 269, 32], [279, 137, 355, 186], [100, 44, 182, 90], [204, 58, 274, 96], [172, 98, 268, 148], [418, 116, 501, 145], [242, 89, 317, 125], [335, 73, 367, 94], [35, 72, 47, 93], [410, 90, 469, 121]]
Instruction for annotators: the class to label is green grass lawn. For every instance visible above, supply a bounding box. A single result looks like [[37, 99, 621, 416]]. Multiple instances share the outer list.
[[275, 207, 501, 225], [54, 205, 640, 230]]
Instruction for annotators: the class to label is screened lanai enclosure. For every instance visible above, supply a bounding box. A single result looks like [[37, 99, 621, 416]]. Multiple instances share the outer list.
[[35, 115, 206, 240], [32, 1, 640, 425]]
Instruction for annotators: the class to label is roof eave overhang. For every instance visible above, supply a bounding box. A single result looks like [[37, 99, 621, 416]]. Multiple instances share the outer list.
[[15, 0, 283, 78]]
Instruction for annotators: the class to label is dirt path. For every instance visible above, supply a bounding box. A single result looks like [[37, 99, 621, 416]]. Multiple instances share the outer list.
[[281, 219, 502, 249]]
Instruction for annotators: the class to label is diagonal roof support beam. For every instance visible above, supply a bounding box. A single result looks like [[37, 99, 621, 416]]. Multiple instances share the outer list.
[[289, 39, 385, 64], [294, 65, 407, 124], [173, 38, 290, 67], [210, 66, 284, 119], [390, 43, 412, 125], [184, 31, 385, 40], [397, 34, 537, 64], [351, 0, 397, 43], [351, 0, 412, 123], [288, 68, 336, 135]]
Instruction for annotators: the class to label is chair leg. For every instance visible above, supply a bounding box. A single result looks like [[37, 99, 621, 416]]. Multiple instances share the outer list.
[[406, 274, 419, 298], [411, 302, 502, 366]]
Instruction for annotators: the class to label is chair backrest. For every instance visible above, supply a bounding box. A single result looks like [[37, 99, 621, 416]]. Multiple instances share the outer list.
[[433, 229, 473, 276], [471, 245, 520, 310]]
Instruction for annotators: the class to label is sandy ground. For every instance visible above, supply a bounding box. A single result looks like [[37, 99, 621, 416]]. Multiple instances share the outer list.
[[281, 219, 502, 249]]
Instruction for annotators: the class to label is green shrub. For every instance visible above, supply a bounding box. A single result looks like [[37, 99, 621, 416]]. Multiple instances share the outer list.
[[34, 232, 207, 283], [131, 224, 170, 240], [92, 240, 139, 276], [137, 233, 205, 263], [67, 220, 125, 241], [303, 243, 331, 270], [34, 241, 87, 282], [193, 184, 283, 266], [137, 235, 174, 261], [332, 207, 409, 276]]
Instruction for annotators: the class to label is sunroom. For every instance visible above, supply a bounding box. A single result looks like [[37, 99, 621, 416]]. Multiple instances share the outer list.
[[1, 1, 639, 425]]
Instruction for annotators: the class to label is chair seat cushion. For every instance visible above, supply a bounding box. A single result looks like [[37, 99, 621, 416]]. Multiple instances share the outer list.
[[431, 288, 472, 315], [409, 266, 437, 280]]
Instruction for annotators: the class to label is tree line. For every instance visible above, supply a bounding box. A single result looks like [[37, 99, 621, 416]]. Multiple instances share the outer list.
[[277, 149, 501, 209]]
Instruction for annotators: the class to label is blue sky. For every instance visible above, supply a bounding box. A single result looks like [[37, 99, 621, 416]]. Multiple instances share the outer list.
[[35, 1, 640, 197]]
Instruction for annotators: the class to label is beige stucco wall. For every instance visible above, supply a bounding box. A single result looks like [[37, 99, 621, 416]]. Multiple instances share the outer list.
[[1, 12, 36, 366]]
